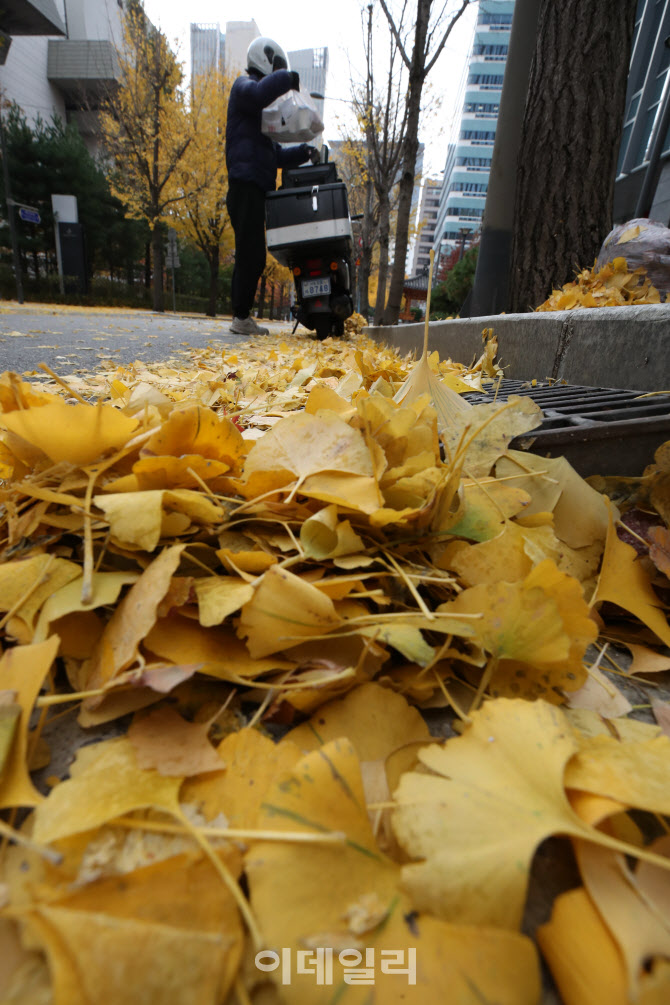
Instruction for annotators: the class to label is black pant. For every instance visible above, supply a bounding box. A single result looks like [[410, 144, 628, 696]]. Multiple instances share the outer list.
[[227, 179, 266, 319]]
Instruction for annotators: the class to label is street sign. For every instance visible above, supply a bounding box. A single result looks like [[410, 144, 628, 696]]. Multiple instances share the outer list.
[[18, 207, 40, 224], [165, 252, 180, 269]]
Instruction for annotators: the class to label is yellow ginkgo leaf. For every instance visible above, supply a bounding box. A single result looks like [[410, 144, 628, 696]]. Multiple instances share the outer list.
[[592, 507, 670, 648], [285, 681, 431, 760], [441, 396, 543, 478], [182, 726, 303, 828], [0, 637, 59, 810], [0, 401, 138, 466], [33, 571, 139, 644], [391, 698, 657, 930], [238, 565, 342, 658], [575, 840, 670, 997], [537, 887, 629, 1005], [299, 505, 365, 560], [81, 545, 185, 700], [242, 411, 375, 500], [445, 480, 531, 542], [144, 615, 294, 680], [31, 737, 182, 844], [565, 732, 670, 813], [194, 576, 254, 626], [246, 737, 540, 1004], [0, 555, 81, 636]]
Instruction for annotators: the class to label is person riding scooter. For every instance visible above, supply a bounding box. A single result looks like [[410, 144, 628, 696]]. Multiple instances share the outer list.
[[225, 37, 319, 336]]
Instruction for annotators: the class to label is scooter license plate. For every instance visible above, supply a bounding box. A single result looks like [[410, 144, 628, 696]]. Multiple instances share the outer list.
[[301, 277, 331, 297]]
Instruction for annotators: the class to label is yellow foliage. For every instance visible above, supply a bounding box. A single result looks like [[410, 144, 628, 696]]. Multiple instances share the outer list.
[[537, 257, 664, 310]]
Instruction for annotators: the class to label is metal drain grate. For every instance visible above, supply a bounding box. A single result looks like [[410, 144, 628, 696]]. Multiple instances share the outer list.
[[462, 380, 670, 476]]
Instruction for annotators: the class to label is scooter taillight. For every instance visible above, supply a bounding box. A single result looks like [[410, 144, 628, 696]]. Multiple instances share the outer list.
[[306, 258, 322, 269], [308, 270, 321, 277]]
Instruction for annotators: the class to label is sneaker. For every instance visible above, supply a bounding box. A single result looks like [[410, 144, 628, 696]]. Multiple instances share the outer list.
[[230, 315, 269, 336]]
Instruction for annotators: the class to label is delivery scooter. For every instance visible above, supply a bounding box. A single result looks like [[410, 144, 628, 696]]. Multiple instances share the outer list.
[[265, 150, 354, 339]]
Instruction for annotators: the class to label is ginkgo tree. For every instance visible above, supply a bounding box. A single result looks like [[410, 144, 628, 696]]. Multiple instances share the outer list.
[[169, 72, 234, 318], [100, 0, 195, 312]]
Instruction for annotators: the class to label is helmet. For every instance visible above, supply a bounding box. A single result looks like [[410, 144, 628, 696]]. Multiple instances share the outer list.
[[246, 37, 289, 76]]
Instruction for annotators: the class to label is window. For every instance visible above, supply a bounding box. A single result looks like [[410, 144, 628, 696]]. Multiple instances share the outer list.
[[460, 130, 496, 143], [455, 156, 492, 167], [450, 182, 487, 193], [472, 44, 509, 57], [467, 73, 504, 88], [464, 102, 500, 116], [478, 12, 513, 26]]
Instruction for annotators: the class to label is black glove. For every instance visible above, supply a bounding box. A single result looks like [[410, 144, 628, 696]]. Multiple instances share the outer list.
[[289, 71, 300, 91], [307, 146, 321, 165]]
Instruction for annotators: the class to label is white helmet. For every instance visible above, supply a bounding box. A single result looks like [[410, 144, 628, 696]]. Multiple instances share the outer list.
[[246, 37, 289, 76]]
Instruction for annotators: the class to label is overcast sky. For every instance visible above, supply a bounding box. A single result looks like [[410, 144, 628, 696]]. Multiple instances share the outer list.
[[141, 0, 477, 177]]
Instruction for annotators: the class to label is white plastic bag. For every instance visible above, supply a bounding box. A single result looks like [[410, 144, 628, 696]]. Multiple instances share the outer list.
[[261, 87, 324, 143]]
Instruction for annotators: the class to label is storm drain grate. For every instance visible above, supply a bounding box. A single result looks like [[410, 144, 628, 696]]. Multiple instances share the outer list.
[[462, 379, 670, 476]]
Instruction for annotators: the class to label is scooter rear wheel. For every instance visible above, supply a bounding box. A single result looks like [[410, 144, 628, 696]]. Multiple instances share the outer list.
[[312, 318, 333, 341]]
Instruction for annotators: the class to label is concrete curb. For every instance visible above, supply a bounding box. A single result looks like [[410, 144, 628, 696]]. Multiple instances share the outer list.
[[365, 304, 670, 391]]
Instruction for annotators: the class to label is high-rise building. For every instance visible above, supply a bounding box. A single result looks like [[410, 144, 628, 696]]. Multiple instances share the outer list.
[[287, 47, 328, 122], [0, 0, 124, 152], [190, 19, 260, 81], [409, 177, 441, 275], [432, 0, 514, 260], [190, 22, 225, 81]]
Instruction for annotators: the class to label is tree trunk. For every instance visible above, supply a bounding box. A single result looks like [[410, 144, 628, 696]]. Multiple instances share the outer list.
[[207, 245, 219, 317], [257, 274, 266, 318], [268, 281, 275, 320], [380, 0, 431, 325], [374, 193, 391, 324], [144, 240, 151, 289], [151, 221, 164, 312], [508, 0, 637, 312]]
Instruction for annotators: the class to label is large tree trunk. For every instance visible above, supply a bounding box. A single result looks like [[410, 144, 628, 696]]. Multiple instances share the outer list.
[[508, 0, 637, 312], [151, 221, 164, 312], [374, 192, 392, 324], [144, 241, 151, 288], [207, 245, 219, 317], [380, 0, 431, 325]]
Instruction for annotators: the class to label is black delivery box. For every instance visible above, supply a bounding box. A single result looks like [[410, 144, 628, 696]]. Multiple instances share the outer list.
[[266, 182, 353, 267]]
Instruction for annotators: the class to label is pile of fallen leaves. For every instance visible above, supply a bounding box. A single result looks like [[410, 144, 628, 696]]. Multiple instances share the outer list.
[[536, 256, 663, 311], [2, 329, 670, 1003]]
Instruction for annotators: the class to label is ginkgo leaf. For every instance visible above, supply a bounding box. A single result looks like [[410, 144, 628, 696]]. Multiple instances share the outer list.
[[299, 505, 365, 560], [128, 706, 226, 776], [0, 401, 138, 465], [285, 682, 431, 761], [33, 571, 139, 644], [243, 411, 376, 501], [592, 509, 670, 648], [565, 732, 670, 813], [246, 737, 541, 1004], [238, 565, 342, 658], [31, 737, 182, 844], [193, 576, 254, 626], [441, 396, 543, 478], [81, 544, 185, 703], [575, 840, 670, 996], [182, 726, 303, 828], [0, 637, 59, 809], [537, 887, 629, 1005], [391, 698, 660, 930]]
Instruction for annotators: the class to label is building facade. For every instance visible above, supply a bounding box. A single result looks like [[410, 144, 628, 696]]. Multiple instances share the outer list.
[[190, 22, 225, 81], [432, 0, 514, 260], [409, 177, 441, 275], [614, 0, 670, 224], [287, 48, 328, 121], [0, 0, 124, 151]]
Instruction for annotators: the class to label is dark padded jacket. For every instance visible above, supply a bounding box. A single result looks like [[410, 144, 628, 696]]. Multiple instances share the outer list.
[[225, 69, 311, 193]]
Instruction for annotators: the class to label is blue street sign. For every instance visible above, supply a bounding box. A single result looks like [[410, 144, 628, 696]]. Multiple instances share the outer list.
[[18, 207, 40, 224]]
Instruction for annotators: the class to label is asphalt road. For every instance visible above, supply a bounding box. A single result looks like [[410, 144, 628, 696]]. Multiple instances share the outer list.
[[0, 303, 292, 377]]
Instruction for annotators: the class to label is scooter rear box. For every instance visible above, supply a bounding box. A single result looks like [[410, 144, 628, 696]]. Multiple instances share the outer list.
[[266, 182, 352, 266]]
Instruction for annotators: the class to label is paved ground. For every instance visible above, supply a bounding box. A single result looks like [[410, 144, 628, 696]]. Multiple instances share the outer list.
[[0, 302, 292, 376]]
